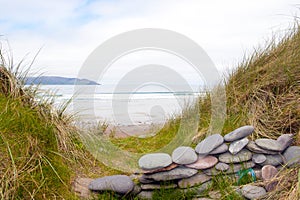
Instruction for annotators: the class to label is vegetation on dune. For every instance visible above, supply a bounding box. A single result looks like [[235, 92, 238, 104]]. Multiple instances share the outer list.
[[0, 48, 118, 199], [0, 22, 299, 200], [110, 25, 300, 199]]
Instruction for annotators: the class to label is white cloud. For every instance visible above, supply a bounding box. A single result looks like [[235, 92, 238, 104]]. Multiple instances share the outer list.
[[0, 0, 299, 79]]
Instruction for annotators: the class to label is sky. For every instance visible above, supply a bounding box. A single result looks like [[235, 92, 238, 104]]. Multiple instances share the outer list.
[[0, 0, 299, 84]]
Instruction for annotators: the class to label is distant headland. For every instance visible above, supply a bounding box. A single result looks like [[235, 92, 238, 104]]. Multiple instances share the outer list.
[[25, 76, 100, 85]]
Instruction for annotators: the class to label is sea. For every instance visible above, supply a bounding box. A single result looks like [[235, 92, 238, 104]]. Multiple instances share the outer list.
[[39, 84, 204, 126]]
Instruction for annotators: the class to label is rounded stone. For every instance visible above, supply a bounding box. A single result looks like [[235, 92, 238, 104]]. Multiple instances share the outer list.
[[209, 143, 228, 154], [185, 156, 218, 169], [224, 125, 254, 142], [218, 149, 252, 163], [262, 165, 279, 191], [215, 162, 229, 171], [255, 138, 282, 151], [172, 146, 198, 165], [195, 134, 224, 154], [241, 185, 266, 199], [260, 155, 283, 166], [252, 154, 266, 164], [138, 153, 172, 170], [88, 175, 134, 194], [246, 141, 278, 155], [283, 146, 300, 167], [229, 137, 249, 154], [277, 134, 293, 151], [262, 165, 278, 181]]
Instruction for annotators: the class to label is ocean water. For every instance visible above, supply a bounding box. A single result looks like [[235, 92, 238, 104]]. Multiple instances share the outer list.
[[40, 84, 204, 125]]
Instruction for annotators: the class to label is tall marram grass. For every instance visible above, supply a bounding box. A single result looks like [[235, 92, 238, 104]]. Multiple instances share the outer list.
[[0, 45, 119, 199], [192, 24, 300, 144], [0, 45, 83, 199], [110, 24, 300, 199]]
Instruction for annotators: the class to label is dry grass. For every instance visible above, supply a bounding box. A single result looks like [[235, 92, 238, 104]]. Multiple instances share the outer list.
[[0, 45, 118, 199], [223, 25, 300, 142], [193, 24, 300, 199]]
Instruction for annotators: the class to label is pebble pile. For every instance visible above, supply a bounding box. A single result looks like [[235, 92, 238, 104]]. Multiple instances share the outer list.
[[73, 125, 300, 199]]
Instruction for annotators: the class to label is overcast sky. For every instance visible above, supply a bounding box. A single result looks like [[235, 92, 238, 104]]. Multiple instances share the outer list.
[[0, 0, 299, 83]]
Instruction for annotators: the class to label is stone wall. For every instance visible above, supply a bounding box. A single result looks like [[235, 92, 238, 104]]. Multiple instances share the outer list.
[[74, 125, 300, 199]]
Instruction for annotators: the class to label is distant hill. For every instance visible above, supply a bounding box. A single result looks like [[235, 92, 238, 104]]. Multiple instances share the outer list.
[[25, 76, 100, 85]]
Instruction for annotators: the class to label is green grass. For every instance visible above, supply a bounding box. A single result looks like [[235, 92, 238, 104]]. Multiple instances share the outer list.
[[1, 21, 300, 200], [0, 94, 75, 199], [110, 118, 180, 154], [0, 47, 119, 199], [107, 24, 300, 199]]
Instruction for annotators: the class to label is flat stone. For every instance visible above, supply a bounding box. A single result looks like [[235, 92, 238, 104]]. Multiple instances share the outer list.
[[172, 146, 198, 165], [72, 178, 94, 198], [218, 149, 252, 163], [229, 137, 249, 154], [178, 173, 211, 188], [88, 175, 134, 194], [215, 162, 229, 171], [139, 175, 155, 184], [185, 156, 218, 170], [204, 161, 255, 175], [283, 146, 300, 167], [141, 183, 177, 190], [262, 165, 278, 191], [183, 181, 212, 195], [277, 134, 293, 151], [255, 138, 282, 152], [224, 125, 254, 142], [137, 191, 153, 200], [209, 143, 228, 154], [241, 185, 266, 200], [195, 134, 224, 154], [260, 154, 283, 166], [246, 141, 278, 155], [138, 153, 172, 170], [143, 163, 178, 174], [143, 167, 198, 181], [252, 154, 266, 164]]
